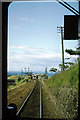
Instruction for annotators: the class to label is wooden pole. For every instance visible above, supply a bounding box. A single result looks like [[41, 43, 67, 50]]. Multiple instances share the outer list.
[[61, 26, 64, 71]]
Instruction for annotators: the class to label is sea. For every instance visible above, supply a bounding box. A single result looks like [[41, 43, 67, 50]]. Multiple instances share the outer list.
[[7, 71, 57, 77]]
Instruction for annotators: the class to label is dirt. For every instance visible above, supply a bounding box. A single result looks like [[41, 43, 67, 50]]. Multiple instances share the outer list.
[[40, 79, 78, 119], [40, 79, 63, 119], [7, 80, 36, 111], [7, 78, 78, 119], [20, 80, 40, 118]]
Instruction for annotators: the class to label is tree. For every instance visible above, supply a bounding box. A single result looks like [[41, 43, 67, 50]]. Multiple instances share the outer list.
[[59, 64, 69, 71], [65, 48, 80, 55], [76, 47, 80, 50], [65, 57, 71, 60], [18, 77, 21, 82], [65, 62, 74, 66], [49, 68, 57, 72], [65, 47, 79, 65]]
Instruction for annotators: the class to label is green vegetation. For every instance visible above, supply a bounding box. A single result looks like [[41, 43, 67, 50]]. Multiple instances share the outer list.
[[46, 64, 79, 88], [65, 48, 80, 55], [46, 65, 79, 88], [49, 68, 57, 72], [41, 74, 48, 79], [7, 75, 26, 89], [59, 63, 69, 71], [44, 64, 79, 119]]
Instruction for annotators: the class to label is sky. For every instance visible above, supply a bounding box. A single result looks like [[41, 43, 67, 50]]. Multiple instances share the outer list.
[[8, 1, 79, 73]]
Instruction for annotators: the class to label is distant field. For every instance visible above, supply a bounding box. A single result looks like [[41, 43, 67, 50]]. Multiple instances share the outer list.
[[7, 75, 28, 90], [7, 76, 36, 111]]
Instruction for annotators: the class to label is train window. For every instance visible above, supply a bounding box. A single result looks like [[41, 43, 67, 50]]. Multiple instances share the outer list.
[[6, 1, 79, 119]]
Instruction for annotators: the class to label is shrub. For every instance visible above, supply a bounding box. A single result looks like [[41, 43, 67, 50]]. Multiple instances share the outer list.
[[18, 77, 21, 82]]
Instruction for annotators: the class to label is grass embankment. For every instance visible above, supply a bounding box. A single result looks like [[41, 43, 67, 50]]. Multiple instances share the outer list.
[[43, 64, 79, 119]]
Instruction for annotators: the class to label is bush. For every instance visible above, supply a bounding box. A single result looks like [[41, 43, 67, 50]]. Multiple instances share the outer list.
[[18, 77, 21, 82]]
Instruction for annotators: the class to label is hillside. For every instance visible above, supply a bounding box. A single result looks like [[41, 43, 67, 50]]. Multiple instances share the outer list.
[[45, 64, 79, 88], [42, 64, 79, 119]]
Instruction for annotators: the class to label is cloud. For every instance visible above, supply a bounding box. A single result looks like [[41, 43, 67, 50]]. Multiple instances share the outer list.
[[9, 45, 25, 49], [8, 45, 78, 72], [9, 46, 62, 59], [9, 45, 78, 61], [8, 52, 62, 72], [9, 45, 61, 56], [64, 52, 78, 60], [8, 49, 62, 71]]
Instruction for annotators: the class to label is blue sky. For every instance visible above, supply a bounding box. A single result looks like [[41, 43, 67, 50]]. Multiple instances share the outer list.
[[8, 1, 79, 72]]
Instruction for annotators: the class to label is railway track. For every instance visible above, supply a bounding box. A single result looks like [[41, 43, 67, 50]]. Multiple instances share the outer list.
[[16, 80, 42, 118]]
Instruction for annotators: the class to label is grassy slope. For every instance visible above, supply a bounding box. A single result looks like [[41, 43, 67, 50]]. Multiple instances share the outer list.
[[44, 64, 79, 119], [46, 64, 79, 88]]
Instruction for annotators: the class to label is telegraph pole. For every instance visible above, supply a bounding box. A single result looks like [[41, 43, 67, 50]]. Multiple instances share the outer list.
[[57, 26, 64, 71], [57, 0, 80, 118], [61, 26, 64, 71]]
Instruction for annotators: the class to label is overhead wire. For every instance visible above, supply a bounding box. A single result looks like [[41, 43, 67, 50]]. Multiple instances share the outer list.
[[56, 0, 79, 15], [61, 0, 80, 14]]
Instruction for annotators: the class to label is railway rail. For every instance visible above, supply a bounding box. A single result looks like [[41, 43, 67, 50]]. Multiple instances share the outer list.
[[16, 80, 42, 118]]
